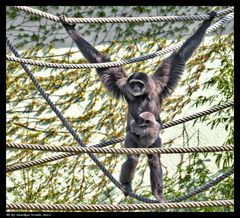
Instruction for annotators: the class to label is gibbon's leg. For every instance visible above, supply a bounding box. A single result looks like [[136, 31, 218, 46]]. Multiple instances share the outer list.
[[147, 137, 164, 202], [119, 132, 139, 195]]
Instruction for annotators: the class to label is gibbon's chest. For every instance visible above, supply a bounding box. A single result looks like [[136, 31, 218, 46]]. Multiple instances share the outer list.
[[128, 95, 159, 115]]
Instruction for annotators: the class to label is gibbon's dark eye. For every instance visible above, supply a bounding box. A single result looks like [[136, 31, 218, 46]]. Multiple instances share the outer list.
[[137, 117, 144, 125]]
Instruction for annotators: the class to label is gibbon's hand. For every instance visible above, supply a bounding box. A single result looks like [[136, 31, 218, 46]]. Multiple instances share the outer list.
[[207, 11, 217, 21], [59, 14, 76, 30]]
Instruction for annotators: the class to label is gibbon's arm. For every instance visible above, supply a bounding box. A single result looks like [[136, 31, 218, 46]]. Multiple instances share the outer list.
[[59, 15, 128, 99], [152, 11, 217, 98]]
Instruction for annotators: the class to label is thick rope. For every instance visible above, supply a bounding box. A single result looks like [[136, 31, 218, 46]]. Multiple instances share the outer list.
[[6, 153, 72, 173], [6, 12, 234, 69], [14, 6, 233, 24], [6, 37, 162, 204], [169, 167, 234, 202], [6, 100, 233, 172], [6, 40, 234, 203], [6, 200, 234, 211], [6, 143, 234, 155], [162, 100, 234, 129]]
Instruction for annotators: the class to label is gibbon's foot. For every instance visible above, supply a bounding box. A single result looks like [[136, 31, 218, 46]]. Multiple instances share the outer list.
[[122, 183, 132, 196], [156, 196, 165, 203], [59, 14, 76, 30], [153, 191, 165, 203], [208, 11, 217, 21]]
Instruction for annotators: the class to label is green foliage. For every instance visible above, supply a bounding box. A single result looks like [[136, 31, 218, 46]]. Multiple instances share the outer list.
[[6, 6, 233, 212]]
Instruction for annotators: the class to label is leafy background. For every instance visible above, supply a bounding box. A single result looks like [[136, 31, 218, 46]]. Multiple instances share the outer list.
[[6, 6, 234, 212]]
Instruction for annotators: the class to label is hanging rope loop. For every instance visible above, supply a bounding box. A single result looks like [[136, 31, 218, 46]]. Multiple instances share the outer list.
[[6, 12, 234, 69]]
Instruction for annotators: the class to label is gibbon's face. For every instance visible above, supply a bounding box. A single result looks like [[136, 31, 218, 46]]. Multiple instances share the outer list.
[[138, 117, 152, 127], [138, 111, 156, 127], [128, 72, 149, 96]]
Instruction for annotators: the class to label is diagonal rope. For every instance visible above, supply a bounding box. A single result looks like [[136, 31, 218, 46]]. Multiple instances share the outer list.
[[80, 100, 234, 148], [6, 42, 233, 203], [6, 100, 233, 172], [169, 167, 234, 202], [14, 6, 233, 24], [6, 12, 234, 69], [6, 36, 161, 204], [162, 100, 234, 129], [6, 152, 72, 173], [6, 199, 234, 211]]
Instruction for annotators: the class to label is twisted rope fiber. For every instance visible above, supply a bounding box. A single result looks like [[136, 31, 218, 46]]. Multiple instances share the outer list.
[[6, 153, 71, 172], [6, 200, 234, 211], [6, 37, 159, 204], [169, 167, 234, 202], [14, 6, 233, 24], [6, 100, 233, 172], [6, 12, 234, 69], [162, 100, 234, 128], [6, 143, 234, 155]]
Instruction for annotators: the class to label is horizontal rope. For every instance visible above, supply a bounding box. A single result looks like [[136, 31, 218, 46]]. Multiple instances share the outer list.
[[14, 6, 233, 24], [6, 143, 234, 155], [6, 12, 234, 69], [6, 200, 234, 211], [6, 100, 233, 172], [5, 43, 184, 69]]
